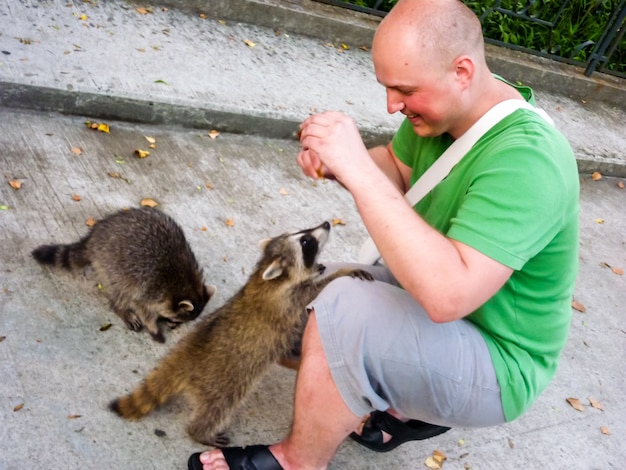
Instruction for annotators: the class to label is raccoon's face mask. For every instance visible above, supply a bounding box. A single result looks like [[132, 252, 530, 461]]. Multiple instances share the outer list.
[[260, 221, 331, 281]]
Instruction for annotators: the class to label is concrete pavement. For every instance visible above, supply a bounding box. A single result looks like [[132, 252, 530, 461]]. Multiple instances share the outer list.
[[0, 1, 625, 469]]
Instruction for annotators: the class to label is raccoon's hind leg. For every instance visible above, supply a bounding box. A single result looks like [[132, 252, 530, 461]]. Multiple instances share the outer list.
[[186, 403, 231, 447]]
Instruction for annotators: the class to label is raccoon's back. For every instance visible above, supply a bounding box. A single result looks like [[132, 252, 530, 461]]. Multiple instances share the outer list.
[[87, 208, 203, 289]]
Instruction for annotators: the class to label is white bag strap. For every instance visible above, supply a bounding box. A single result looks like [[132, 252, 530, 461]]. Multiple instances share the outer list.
[[358, 99, 551, 265]]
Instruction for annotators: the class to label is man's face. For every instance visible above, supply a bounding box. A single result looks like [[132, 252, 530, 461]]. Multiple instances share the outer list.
[[372, 34, 459, 138]]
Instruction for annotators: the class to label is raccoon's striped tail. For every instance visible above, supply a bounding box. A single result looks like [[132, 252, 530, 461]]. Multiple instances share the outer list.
[[31, 238, 90, 270], [109, 369, 180, 420]]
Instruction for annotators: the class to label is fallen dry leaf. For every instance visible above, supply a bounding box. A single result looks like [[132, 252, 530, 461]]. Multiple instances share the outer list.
[[617, 181, 624, 189], [72, 194, 81, 202], [85, 121, 110, 133], [140, 198, 158, 208], [135, 7, 152, 14], [208, 130, 220, 139], [332, 218, 345, 226], [67, 414, 82, 419], [225, 218, 235, 227], [611, 266, 624, 275], [595, 218, 604, 224], [144, 136, 156, 144], [9, 180, 21, 190], [571, 300, 586, 312], [600, 426, 610, 435], [205, 183, 214, 190], [279, 188, 289, 195], [99, 323, 112, 331], [591, 171, 602, 181], [566, 397, 585, 412], [85, 217, 96, 227], [588, 397, 604, 411], [134, 149, 150, 159], [13, 403, 24, 412], [70, 146, 82, 155], [244, 39, 256, 47], [424, 450, 447, 469]]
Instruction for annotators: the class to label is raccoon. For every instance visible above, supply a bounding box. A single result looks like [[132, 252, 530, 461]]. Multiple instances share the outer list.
[[109, 221, 374, 446], [31, 207, 215, 343]]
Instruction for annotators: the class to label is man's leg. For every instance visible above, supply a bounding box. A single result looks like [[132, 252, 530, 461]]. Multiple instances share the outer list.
[[196, 311, 361, 470]]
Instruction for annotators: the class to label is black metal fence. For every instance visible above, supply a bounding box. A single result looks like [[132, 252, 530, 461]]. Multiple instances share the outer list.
[[313, 0, 626, 79]]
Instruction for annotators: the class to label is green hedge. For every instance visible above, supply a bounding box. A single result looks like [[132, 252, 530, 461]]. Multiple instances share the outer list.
[[340, 0, 624, 74]]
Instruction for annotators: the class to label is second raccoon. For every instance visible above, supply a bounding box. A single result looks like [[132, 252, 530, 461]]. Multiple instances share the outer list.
[[32, 207, 215, 343]]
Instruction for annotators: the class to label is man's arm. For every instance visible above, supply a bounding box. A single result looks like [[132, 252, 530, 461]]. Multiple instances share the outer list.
[[298, 112, 513, 323]]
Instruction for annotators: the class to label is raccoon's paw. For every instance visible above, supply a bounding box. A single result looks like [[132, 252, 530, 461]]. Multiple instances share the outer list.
[[188, 425, 230, 447], [349, 269, 375, 282], [120, 312, 143, 332]]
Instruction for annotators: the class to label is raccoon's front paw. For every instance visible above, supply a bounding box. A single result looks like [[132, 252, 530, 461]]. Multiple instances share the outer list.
[[349, 269, 375, 281], [121, 313, 143, 332]]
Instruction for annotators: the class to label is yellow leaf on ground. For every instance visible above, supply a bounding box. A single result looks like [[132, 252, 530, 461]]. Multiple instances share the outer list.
[[144, 136, 156, 144], [70, 146, 82, 155], [135, 7, 151, 14], [571, 300, 586, 312], [97, 123, 110, 133], [332, 218, 345, 226], [618, 181, 624, 189], [566, 397, 585, 412], [72, 194, 81, 202], [140, 198, 158, 208], [67, 414, 82, 419], [588, 397, 604, 411], [611, 266, 624, 275], [134, 149, 150, 158], [9, 180, 21, 190], [13, 403, 24, 412], [591, 171, 602, 181], [279, 188, 289, 195], [600, 426, 610, 435], [85, 217, 96, 227], [225, 218, 235, 227], [244, 39, 256, 47], [595, 218, 604, 224], [208, 130, 220, 139]]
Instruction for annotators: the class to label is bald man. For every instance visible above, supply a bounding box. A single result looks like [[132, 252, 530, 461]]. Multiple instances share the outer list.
[[189, 0, 579, 468]]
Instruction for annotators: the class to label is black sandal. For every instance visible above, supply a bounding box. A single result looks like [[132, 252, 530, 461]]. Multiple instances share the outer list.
[[349, 410, 451, 453], [188, 445, 283, 470]]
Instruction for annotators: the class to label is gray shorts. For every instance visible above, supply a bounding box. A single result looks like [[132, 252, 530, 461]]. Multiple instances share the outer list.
[[309, 263, 506, 428]]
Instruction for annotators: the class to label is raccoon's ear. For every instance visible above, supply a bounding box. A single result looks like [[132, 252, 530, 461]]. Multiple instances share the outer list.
[[178, 300, 195, 312], [258, 238, 272, 250], [262, 259, 283, 280]]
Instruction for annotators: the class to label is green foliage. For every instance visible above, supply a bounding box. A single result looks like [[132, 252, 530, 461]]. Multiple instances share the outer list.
[[337, 0, 624, 74]]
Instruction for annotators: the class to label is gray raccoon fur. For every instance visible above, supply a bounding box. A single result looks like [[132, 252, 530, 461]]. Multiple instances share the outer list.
[[32, 207, 215, 343], [109, 221, 374, 446]]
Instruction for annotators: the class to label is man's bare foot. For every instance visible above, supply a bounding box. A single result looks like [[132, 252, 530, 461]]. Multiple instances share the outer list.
[[195, 449, 229, 470]]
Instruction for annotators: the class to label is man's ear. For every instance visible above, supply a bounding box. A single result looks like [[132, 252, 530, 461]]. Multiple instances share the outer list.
[[453, 55, 474, 90]]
